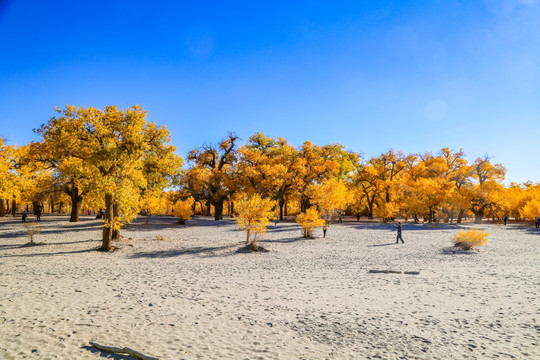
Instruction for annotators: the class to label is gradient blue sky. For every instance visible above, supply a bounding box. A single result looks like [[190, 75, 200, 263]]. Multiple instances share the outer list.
[[0, 0, 539, 183]]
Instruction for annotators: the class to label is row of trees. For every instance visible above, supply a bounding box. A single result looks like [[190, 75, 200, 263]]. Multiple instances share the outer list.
[[1, 105, 539, 251], [182, 132, 539, 225]]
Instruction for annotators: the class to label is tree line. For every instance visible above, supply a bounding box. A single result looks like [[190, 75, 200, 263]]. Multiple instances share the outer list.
[[1, 105, 539, 251]]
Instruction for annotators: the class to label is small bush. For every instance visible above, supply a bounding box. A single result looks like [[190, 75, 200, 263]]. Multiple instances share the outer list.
[[23, 221, 41, 244], [155, 234, 167, 241], [296, 207, 325, 238], [173, 197, 195, 224], [453, 228, 488, 250]]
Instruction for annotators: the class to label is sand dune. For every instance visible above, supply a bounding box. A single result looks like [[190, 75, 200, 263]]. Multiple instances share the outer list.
[[0, 215, 538, 359]]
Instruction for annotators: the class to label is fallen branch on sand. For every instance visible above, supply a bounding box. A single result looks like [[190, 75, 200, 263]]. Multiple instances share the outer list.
[[368, 270, 420, 275], [89, 341, 159, 360]]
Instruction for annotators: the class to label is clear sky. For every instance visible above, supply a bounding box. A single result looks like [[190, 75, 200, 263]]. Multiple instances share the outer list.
[[0, 0, 539, 183]]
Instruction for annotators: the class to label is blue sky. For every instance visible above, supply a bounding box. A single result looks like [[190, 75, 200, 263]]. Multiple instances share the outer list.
[[0, 0, 539, 183]]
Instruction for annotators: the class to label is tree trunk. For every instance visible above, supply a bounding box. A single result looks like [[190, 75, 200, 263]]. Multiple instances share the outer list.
[[58, 202, 64, 214], [112, 202, 120, 239], [11, 199, 16, 216], [100, 193, 114, 251], [230, 200, 234, 217], [279, 197, 285, 221], [205, 201, 211, 216], [0, 199, 4, 217], [456, 209, 465, 224], [300, 196, 310, 213], [284, 201, 288, 217], [473, 209, 484, 224], [214, 199, 224, 220], [69, 189, 83, 222], [50, 197, 55, 213]]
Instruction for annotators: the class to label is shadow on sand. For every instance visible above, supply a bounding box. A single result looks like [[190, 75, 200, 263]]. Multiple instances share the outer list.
[[441, 246, 478, 255], [81, 345, 138, 360], [0, 248, 97, 258], [128, 243, 239, 259], [369, 243, 398, 247]]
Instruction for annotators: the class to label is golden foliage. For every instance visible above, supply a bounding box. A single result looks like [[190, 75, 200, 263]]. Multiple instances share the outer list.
[[173, 197, 195, 222], [296, 206, 325, 238], [36, 105, 181, 250], [310, 178, 351, 220], [453, 228, 489, 250], [234, 193, 276, 245]]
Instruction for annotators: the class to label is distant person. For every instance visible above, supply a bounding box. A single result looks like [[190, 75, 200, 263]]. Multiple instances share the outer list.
[[36, 209, 41, 222], [357, 213, 360, 222], [22, 210, 27, 223], [338, 211, 343, 223], [536, 216, 540, 229], [394, 222, 404, 244], [503, 215, 509, 226], [323, 221, 328, 238]]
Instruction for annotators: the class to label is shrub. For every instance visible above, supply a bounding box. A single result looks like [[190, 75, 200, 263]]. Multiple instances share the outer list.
[[173, 197, 195, 224], [23, 221, 41, 244], [296, 206, 325, 238], [453, 228, 489, 250], [235, 193, 276, 246]]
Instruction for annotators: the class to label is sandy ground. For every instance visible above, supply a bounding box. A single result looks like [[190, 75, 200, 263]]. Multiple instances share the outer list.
[[0, 215, 538, 360]]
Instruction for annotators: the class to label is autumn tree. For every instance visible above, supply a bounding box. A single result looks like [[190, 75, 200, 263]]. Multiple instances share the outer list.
[[309, 178, 350, 221], [235, 193, 275, 249], [438, 148, 472, 223], [295, 142, 356, 212], [352, 150, 409, 221], [296, 206, 325, 238], [237, 132, 301, 220], [401, 152, 453, 223], [521, 183, 540, 222], [185, 133, 238, 221], [37, 105, 180, 250], [0, 138, 15, 217], [2, 143, 38, 216], [469, 156, 506, 224]]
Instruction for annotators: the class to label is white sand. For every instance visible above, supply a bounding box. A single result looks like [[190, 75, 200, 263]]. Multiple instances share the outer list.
[[0, 215, 538, 359]]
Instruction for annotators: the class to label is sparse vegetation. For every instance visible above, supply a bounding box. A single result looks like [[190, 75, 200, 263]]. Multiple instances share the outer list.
[[296, 206, 325, 238], [23, 221, 41, 244], [453, 228, 488, 251]]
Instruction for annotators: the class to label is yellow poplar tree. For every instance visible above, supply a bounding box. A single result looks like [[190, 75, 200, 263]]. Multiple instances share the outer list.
[[37, 105, 180, 251], [310, 178, 350, 221], [0, 138, 17, 216], [234, 193, 276, 247], [296, 206, 325, 238], [185, 133, 238, 220], [469, 156, 506, 224]]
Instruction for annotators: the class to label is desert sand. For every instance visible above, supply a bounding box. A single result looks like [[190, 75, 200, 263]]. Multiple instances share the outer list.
[[0, 215, 538, 359]]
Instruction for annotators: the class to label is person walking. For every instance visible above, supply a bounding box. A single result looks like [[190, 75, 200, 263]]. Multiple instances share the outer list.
[[536, 216, 540, 229], [323, 220, 328, 238], [36, 208, 41, 222], [394, 222, 404, 244], [22, 210, 27, 223], [503, 215, 509, 226]]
